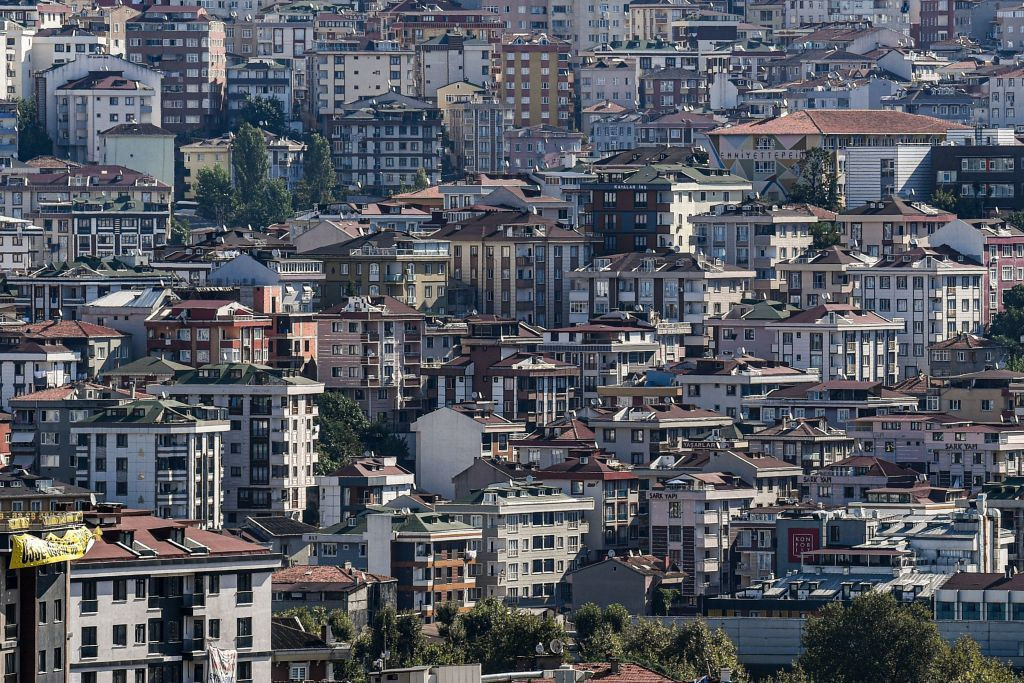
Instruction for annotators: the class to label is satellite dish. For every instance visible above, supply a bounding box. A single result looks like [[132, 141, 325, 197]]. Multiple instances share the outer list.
[[550, 640, 564, 654], [607, 549, 616, 558], [535, 642, 546, 655]]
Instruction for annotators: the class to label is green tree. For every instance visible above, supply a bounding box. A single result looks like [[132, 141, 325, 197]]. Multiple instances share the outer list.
[[169, 217, 191, 245], [800, 592, 944, 683], [413, 167, 430, 191], [194, 166, 235, 224], [931, 188, 959, 213], [653, 587, 680, 616], [990, 285, 1024, 357], [934, 637, 1024, 682], [232, 123, 271, 226], [809, 221, 841, 249], [275, 606, 357, 642], [1007, 211, 1024, 230], [261, 177, 293, 225], [237, 95, 287, 137], [15, 98, 52, 161], [434, 601, 460, 638], [572, 603, 605, 644], [602, 604, 630, 633], [668, 620, 743, 682], [315, 392, 369, 473], [456, 598, 567, 673], [788, 147, 839, 211], [618, 618, 672, 669], [296, 132, 337, 209], [359, 414, 410, 461]]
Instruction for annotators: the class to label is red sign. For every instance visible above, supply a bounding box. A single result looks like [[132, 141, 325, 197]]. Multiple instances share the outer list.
[[788, 528, 820, 563]]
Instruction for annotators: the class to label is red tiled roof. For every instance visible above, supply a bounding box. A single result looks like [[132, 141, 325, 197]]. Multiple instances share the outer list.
[[22, 320, 125, 339], [710, 110, 968, 136], [272, 564, 392, 588], [78, 511, 269, 563]]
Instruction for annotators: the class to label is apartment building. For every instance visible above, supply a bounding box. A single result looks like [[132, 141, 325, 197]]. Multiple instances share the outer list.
[[859, 245, 987, 378], [0, 216, 44, 270], [226, 58, 292, 126], [0, 340, 79, 411], [146, 299, 271, 367], [416, 33, 492, 98], [325, 93, 442, 195], [70, 508, 280, 682], [648, 472, 756, 598], [584, 164, 751, 254], [538, 316, 660, 402], [411, 401, 526, 499], [707, 299, 799, 360], [588, 403, 735, 465], [768, 303, 903, 383], [52, 71, 158, 164], [539, 455, 645, 558], [126, 6, 227, 132], [308, 37, 415, 118], [435, 211, 589, 328], [0, 166, 172, 263], [929, 334, 1009, 378], [777, 245, 877, 309], [747, 416, 857, 473], [0, 469, 93, 683], [443, 95, 510, 176], [669, 356, 821, 421], [744, 379, 919, 429], [70, 398, 228, 527], [306, 231, 450, 313], [316, 456, 415, 527], [154, 363, 323, 527], [836, 196, 956, 258], [441, 481, 593, 607], [690, 201, 835, 296], [361, 509, 481, 621], [316, 295, 425, 434], [801, 455, 922, 506], [568, 251, 753, 358], [495, 33, 575, 129], [9, 382, 138, 481]]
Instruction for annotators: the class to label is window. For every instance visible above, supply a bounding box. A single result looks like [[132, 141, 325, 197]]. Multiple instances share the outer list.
[[113, 624, 127, 647]]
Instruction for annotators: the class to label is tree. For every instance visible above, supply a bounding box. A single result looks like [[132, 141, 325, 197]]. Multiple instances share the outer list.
[[1007, 211, 1024, 230], [668, 620, 743, 682], [931, 188, 959, 213], [169, 217, 191, 246], [15, 98, 52, 161], [194, 166, 235, 224], [653, 587, 680, 616], [261, 177, 293, 226], [809, 221, 841, 249], [315, 392, 369, 473], [275, 606, 356, 642], [990, 285, 1024, 357], [232, 123, 271, 226], [788, 147, 839, 211], [931, 637, 1023, 682], [800, 592, 944, 683], [434, 601, 460, 638], [413, 167, 430, 191], [456, 598, 567, 673], [237, 95, 287, 137], [602, 604, 630, 633], [296, 132, 336, 209]]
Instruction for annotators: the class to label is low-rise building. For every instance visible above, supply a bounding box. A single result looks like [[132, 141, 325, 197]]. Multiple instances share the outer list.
[[588, 404, 735, 465], [746, 416, 857, 473], [271, 564, 396, 631], [801, 455, 923, 506], [146, 299, 271, 367], [566, 554, 685, 614]]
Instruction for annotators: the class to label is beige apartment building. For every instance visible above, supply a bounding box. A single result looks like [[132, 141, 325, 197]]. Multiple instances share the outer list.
[[441, 481, 593, 607]]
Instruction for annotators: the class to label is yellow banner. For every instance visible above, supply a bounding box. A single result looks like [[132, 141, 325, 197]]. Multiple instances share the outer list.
[[9, 526, 101, 569]]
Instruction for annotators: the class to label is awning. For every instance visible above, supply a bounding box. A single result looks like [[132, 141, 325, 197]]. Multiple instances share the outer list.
[[11, 432, 36, 444]]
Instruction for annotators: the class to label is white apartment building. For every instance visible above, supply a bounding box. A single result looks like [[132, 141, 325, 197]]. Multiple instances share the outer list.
[[690, 200, 832, 295], [441, 481, 594, 607], [151, 363, 323, 528], [588, 403, 736, 465], [30, 27, 109, 77], [648, 472, 756, 597], [0, 341, 79, 410], [70, 508, 279, 682], [981, 68, 1024, 129], [71, 398, 228, 527], [767, 303, 902, 384], [0, 20, 32, 100], [0, 215, 45, 269], [54, 72, 159, 163], [309, 38, 415, 115], [859, 245, 987, 378]]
